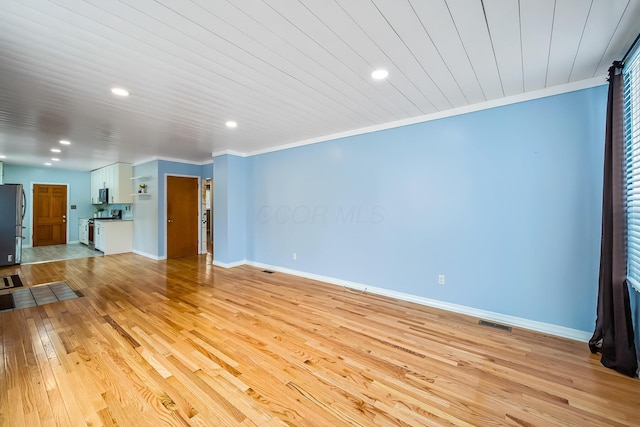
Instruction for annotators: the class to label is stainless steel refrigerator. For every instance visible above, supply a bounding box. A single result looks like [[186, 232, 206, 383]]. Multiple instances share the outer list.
[[0, 184, 25, 266]]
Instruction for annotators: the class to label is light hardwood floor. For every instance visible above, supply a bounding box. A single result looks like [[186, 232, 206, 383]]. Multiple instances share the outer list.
[[0, 254, 638, 426]]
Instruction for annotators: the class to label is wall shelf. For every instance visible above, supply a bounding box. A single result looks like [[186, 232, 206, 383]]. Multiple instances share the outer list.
[[131, 193, 151, 196], [131, 175, 151, 180]]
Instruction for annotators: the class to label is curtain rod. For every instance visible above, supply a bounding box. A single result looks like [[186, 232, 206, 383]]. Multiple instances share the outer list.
[[622, 32, 640, 64]]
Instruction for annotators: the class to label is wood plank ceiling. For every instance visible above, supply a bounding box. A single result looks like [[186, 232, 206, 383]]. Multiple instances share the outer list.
[[0, 0, 638, 170]]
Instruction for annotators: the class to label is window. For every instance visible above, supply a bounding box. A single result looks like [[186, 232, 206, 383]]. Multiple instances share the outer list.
[[624, 44, 640, 291]]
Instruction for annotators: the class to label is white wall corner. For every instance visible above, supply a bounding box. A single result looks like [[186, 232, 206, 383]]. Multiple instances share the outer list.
[[213, 259, 247, 269], [211, 150, 247, 158], [132, 249, 165, 261]]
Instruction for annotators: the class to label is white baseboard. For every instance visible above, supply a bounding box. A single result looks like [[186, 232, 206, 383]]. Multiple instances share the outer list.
[[213, 259, 247, 269], [132, 249, 166, 260], [245, 261, 592, 343], [68, 240, 79, 245]]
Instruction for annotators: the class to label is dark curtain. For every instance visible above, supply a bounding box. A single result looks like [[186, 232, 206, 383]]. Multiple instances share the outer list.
[[589, 63, 638, 377]]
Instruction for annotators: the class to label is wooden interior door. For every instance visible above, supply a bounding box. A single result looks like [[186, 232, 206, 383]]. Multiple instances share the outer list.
[[33, 184, 67, 247], [167, 176, 199, 259]]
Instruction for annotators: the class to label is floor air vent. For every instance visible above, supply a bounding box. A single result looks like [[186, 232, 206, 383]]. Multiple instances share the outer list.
[[478, 320, 512, 332], [262, 270, 275, 274]]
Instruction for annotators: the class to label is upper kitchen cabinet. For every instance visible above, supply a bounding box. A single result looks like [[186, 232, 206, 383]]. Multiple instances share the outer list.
[[90, 168, 103, 204], [109, 163, 133, 204], [91, 163, 133, 204]]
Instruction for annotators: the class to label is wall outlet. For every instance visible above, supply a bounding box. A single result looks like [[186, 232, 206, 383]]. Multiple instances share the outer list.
[[438, 275, 445, 285], [292, 252, 297, 260]]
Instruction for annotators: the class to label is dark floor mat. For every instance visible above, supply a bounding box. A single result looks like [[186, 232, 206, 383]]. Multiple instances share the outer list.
[[0, 282, 79, 312], [1, 274, 23, 290], [0, 293, 14, 311]]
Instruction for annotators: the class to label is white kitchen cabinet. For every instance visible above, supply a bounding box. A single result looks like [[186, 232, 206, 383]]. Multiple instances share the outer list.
[[91, 163, 133, 204], [94, 222, 105, 251], [79, 219, 89, 245], [109, 163, 133, 204], [93, 220, 132, 255], [90, 169, 102, 204]]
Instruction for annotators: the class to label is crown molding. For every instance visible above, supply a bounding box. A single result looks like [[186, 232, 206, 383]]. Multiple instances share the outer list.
[[211, 150, 247, 158], [246, 76, 607, 157], [133, 156, 213, 167], [146, 76, 608, 165]]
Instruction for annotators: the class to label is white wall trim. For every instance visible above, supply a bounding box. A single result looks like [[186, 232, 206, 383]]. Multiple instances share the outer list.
[[157, 156, 213, 165], [132, 157, 159, 167], [211, 150, 247, 158], [133, 77, 607, 167], [133, 156, 213, 167], [246, 76, 606, 158], [132, 249, 165, 260], [244, 261, 592, 342], [213, 259, 247, 269]]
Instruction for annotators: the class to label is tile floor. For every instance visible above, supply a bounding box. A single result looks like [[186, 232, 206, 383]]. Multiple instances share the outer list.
[[21, 243, 102, 264], [0, 282, 79, 312]]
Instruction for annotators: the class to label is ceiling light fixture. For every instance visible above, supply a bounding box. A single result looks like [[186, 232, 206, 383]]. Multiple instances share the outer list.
[[51, 148, 61, 153], [44, 162, 52, 166], [371, 69, 389, 80], [51, 158, 60, 161], [111, 87, 130, 97], [59, 140, 71, 145], [0, 155, 6, 159], [226, 121, 238, 128]]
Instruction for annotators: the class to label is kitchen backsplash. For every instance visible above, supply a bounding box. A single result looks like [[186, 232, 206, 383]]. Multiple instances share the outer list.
[[93, 203, 133, 219]]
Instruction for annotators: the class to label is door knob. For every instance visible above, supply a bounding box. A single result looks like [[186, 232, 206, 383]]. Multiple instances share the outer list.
[[168, 219, 173, 223], [62, 214, 66, 218]]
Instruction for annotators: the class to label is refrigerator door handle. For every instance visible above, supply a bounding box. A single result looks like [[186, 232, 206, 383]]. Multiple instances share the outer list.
[[21, 189, 26, 219]]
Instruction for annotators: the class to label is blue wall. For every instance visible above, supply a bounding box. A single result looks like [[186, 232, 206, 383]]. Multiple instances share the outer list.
[[214, 157, 229, 262], [132, 161, 159, 257], [3, 164, 93, 245], [129, 159, 212, 259], [214, 155, 246, 264], [244, 86, 607, 332], [201, 162, 213, 180]]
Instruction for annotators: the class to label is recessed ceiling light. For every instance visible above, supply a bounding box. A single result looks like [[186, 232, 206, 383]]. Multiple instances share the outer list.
[[371, 69, 389, 80], [44, 162, 52, 166], [111, 87, 130, 97], [51, 148, 61, 153], [0, 155, 6, 159], [51, 158, 60, 161], [59, 140, 71, 145], [226, 121, 238, 128]]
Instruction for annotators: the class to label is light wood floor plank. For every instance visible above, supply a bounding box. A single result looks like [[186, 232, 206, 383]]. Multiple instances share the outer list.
[[1, 254, 639, 426]]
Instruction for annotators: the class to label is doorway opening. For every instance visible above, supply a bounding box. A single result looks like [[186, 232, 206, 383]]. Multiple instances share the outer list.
[[203, 178, 213, 255], [22, 183, 101, 264]]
